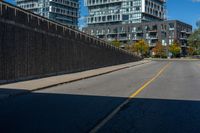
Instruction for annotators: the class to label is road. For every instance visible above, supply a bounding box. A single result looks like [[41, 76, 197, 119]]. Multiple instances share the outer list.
[[0, 60, 200, 133]]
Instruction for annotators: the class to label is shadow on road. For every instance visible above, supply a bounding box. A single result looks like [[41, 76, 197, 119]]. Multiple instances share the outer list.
[[0, 89, 200, 133], [99, 97, 200, 133], [0, 88, 29, 99]]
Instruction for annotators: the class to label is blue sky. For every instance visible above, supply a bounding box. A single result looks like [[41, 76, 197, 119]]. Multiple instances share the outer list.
[[5, 0, 200, 29]]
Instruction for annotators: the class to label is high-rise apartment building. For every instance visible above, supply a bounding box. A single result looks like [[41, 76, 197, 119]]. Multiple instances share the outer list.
[[83, 0, 193, 56], [16, 0, 79, 28], [85, 0, 166, 26]]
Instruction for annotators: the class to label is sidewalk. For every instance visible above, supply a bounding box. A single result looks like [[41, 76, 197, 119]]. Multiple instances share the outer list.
[[145, 58, 200, 61], [0, 60, 151, 100]]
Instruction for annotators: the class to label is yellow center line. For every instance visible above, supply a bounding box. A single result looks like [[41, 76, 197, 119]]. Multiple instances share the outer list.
[[129, 62, 171, 98], [89, 62, 171, 133]]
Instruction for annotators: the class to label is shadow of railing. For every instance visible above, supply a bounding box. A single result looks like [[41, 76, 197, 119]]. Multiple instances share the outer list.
[[0, 89, 200, 133]]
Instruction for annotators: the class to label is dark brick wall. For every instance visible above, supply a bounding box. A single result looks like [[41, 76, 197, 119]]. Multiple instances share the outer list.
[[0, 2, 141, 84]]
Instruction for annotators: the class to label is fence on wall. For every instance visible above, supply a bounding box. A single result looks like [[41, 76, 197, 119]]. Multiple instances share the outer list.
[[0, 1, 141, 84]]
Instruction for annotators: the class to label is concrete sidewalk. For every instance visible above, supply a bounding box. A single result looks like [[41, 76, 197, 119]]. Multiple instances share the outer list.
[[0, 60, 151, 100], [145, 58, 200, 61]]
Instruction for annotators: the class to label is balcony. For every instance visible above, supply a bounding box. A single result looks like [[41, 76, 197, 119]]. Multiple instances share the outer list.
[[136, 30, 143, 33], [149, 43, 157, 47], [146, 36, 158, 40], [97, 35, 105, 39], [118, 37, 128, 41], [87, 18, 122, 24], [169, 28, 175, 31], [132, 37, 143, 41], [158, 0, 166, 3], [186, 31, 192, 35], [180, 37, 187, 40], [181, 30, 187, 33], [107, 38, 115, 41], [49, 6, 78, 18], [86, 0, 123, 6], [107, 32, 118, 35], [119, 31, 126, 34], [148, 30, 157, 33], [50, 0, 79, 8], [96, 32, 105, 35]]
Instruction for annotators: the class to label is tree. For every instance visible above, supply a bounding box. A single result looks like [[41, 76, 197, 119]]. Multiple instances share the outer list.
[[188, 28, 200, 53], [152, 41, 166, 58], [132, 39, 149, 57], [124, 44, 131, 51], [110, 40, 121, 47], [169, 41, 181, 57], [188, 47, 195, 56]]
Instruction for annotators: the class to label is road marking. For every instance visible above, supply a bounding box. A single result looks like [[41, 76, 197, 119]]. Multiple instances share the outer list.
[[129, 62, 171, 98], [89, 62, 171, 133]]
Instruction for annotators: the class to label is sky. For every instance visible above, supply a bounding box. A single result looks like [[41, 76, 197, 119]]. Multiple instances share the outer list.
[[5, 0, 200, 29]]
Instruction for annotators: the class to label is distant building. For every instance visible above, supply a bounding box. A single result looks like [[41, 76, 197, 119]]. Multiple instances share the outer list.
[[83, 20, 192, 55], [83, 0, 193, 55], [16, 0, 79, 29], [84, 0, 166, 26]]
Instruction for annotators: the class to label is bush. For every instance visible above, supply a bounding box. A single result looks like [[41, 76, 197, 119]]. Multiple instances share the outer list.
[[169, 41, 181, 58], [193, 50, 200, 55], [152, 54, 167, 58]]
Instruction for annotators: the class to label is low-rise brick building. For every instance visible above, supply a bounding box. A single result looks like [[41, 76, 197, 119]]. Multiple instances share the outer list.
[[83, 20, 192, 55]]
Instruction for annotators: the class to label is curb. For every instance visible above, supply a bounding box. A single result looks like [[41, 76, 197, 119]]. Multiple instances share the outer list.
[[0, 60, 151, 101], [144, 58, 200, 61]]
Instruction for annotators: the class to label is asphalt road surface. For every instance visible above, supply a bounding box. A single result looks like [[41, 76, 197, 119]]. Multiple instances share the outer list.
[[0, 60, 200, 133]]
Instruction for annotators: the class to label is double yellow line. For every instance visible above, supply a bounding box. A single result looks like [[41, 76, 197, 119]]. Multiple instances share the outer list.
[[89, 62, 171, 133]]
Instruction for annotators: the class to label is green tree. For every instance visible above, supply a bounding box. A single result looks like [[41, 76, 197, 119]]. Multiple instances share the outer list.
[[132, 39, 149, 57], [152, 41, 166, 58], [111, 40, 121, 47], [188, 28, 200, 53], [169, 41, 181, 57]]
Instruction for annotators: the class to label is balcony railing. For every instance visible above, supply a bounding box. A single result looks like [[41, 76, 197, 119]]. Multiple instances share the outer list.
[[132, 37, 143, 41], [146, 36, 158, 40], [148, 30, 157, 33], [96, 32, 105, 35], [149, 43, 156, 47], [180, 37, 187, 40], [181, 30, 187, 33], [136, 30, 143, 33], [169, 28, 175, 31], [119, 31, 126, 34], [107, 32, 118, 35], [85, 0, 123, 6], [186, 31, 192, 34], [118, 37, 128, 41]]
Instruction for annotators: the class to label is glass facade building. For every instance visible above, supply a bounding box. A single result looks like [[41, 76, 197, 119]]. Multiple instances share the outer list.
[[16, 0, 79, 28], [85, 0, 166, 26]]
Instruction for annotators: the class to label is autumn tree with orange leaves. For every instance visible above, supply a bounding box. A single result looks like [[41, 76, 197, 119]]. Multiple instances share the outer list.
[[152, 41, 166, 58]]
